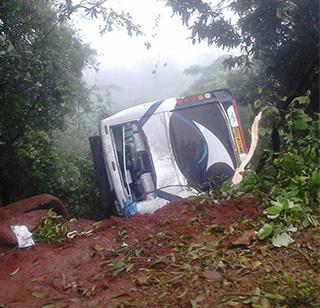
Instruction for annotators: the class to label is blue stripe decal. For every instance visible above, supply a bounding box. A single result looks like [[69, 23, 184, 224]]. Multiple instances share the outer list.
[[156, 190, 184, 202], [196, 145, 208, 164], [139, 99, 165, 127], [173, 112, 208, 165]]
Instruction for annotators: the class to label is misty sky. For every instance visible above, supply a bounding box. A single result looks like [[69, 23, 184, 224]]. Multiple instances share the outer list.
[[75, 0, 227, 69], [74, 0, 236, 109]]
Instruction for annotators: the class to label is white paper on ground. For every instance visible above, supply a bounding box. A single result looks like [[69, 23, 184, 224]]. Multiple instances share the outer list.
[[11, 225, 35, 248]]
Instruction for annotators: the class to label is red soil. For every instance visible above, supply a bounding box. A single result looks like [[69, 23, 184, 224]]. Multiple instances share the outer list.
[[0, 198, 318, 307]]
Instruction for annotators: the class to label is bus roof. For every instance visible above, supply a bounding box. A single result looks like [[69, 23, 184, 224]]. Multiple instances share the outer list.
[[100, 89, 234, 127]]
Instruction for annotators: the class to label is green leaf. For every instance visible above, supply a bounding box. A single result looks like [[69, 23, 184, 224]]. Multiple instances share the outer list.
[[294, 94, 310, 105], [272, 232, 294, 247], [302, 218, 310, 228], [276, 7, 283, 19], [265, 293, 286, 301], [258, 224, 273, 240], [242, 297, 252, 304], [220, 299, 240, 306], [110, 261, 126, 276], [253, 287, 261, 296], [307, 215, 319, 227], [7, 43, 14, 52], [266, 206, 282, 215], [311, 172, 320, 185], [254, 99, 262, 109], [190, 299, 198, 308], [0, 34, 6, 43], [159, 292, 168, 299]]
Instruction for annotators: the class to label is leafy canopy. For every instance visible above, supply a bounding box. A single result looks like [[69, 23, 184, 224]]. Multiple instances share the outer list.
[[0, 0, 149, 217], [165, 0, 319, 107], [0, 1, 106, 218]]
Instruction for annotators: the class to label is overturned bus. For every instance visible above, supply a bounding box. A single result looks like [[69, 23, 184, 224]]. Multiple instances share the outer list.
[[90, 89, 247, 217]]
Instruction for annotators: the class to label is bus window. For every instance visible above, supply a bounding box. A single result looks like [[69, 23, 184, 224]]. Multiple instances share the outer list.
[[169, 102, 237, 190], [111, 122, 156, 202]]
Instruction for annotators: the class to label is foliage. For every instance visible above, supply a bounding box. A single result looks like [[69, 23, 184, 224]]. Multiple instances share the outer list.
[[0, 1, 113, 218], [0, 0, 94, 202], [182, 55, 255, 144], [56, 0, 143, 38], [34, 209, 65, 244], [51, 89, 113, 219], [221, 93, 320, 245], [58, 149, 106, 219], [165, 0, 319, 110], [182, 55, 230, 96], [182, 54, 279, 109]]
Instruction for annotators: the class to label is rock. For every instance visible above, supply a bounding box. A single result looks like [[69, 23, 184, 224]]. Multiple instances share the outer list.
[[0, 194, 68, 246], [202, 270, 223, 283], [0, 194, 68, 220], [231, 229, 256, 246]]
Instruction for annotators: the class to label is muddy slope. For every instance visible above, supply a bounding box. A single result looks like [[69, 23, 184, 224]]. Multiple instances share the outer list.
[[0, 198, 319, 307]]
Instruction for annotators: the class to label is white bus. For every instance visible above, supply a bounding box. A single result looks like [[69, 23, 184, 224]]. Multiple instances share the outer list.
[[90, 89, 247, 217]]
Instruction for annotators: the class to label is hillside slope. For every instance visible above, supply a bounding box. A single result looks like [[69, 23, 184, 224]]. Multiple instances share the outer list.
[[0, 198, 319, 307]]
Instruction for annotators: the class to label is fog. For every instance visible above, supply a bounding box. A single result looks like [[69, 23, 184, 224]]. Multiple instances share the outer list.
[[76, 0, 232, 112], [84, 61, 193, 112]]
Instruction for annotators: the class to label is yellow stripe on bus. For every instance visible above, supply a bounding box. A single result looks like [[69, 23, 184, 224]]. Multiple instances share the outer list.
[[232, 127, 245, 154]]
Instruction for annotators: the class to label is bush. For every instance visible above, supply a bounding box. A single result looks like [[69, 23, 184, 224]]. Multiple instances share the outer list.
[[34, 209, 65, 245], [221, 93, 320, 246]]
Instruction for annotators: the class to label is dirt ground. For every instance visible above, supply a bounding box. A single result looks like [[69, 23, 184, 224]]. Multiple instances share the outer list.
[[0, 198, 319, 308]]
